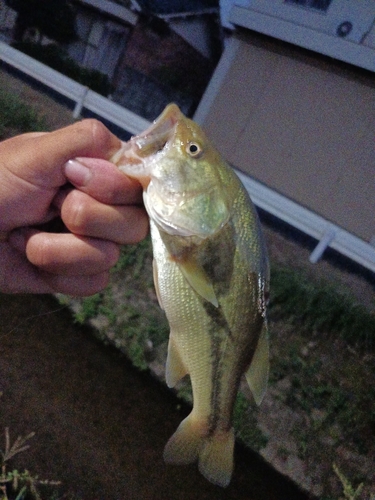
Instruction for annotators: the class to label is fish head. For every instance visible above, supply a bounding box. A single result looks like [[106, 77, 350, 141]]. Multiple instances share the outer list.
[[113, 104, 233, 238]]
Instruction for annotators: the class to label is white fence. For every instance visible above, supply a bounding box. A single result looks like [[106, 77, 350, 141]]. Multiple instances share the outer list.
[[1, 41, 375, 274], [0, 41, 150, 135]]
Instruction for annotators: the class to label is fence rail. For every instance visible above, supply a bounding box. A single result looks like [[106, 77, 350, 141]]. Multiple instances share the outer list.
[[235, 170, 375, 273], [0, 41, 150, 135], [1, 40, 375, 273]]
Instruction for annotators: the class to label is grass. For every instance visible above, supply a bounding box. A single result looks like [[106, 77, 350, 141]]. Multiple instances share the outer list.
[[270, 265, 375, 350], [66, 237, 169, 371], [0, 90, 47, 140], [272, 336, 375, 455], [233, 393, 268, 451], [333, 463, 364, 500], [0, 428, 67, 500]]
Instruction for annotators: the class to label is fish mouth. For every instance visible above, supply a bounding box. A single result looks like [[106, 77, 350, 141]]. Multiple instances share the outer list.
[[111, 104, 182, 186], [133, 103, 181, 157]]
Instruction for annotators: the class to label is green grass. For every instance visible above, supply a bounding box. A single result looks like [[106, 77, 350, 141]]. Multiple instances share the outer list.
[[0, 427, 73, 500], [0, 90, 47, 140], [70, 237, 169, 371], [275, 341, 375, 455], [333, 463, 364, 500], [233, 393, 268, 450], [270, 265, 375, 350]]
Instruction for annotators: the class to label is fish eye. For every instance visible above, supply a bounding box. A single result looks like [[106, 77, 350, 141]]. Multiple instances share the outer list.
[[186, 142, 202, 158]]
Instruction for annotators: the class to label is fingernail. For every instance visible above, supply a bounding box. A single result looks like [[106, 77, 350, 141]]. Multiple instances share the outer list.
[[64, 159, 92, 186]]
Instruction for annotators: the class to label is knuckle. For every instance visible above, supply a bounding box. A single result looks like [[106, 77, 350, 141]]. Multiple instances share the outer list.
[[61, 191, 90, 234], [84, 118, 107, 140], [27, 235, 55, 268], [80, 119, 115, 156]]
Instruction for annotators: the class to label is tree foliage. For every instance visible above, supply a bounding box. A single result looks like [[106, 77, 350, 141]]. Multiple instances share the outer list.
[[5, 0, 77, 44]]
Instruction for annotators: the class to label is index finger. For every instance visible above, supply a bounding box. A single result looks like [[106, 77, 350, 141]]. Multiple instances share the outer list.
[[63, 157, 143, 205], [3, 119, 121, 190]]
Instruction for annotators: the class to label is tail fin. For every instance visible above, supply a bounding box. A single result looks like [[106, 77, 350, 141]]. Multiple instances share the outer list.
[[199, 428, 235, 487], [163, 414, 235, 488]]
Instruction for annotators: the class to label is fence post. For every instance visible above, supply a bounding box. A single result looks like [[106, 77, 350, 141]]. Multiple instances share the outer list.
[[72, 86, 89, 119], [309, 227, 337, 264]]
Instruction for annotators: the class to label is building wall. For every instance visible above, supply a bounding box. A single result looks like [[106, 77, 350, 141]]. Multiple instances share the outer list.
[[119, 18, 213, 97], [111, 17, 214, 118], [67, 7, 130, 80], [202, 31, 375, 242]]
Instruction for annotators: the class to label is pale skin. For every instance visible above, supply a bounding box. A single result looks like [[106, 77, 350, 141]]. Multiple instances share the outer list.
[[0, 119, 149, 296]]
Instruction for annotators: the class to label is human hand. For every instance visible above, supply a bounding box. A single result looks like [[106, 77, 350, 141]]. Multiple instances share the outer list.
[[0, 119, 148, 295]]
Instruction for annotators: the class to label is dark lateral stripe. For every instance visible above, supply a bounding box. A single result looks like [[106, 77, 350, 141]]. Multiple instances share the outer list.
[[203, 301, 232, 435]]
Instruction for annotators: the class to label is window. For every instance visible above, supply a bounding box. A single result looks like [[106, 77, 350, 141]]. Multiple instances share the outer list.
[[284, 0, 333, 12]]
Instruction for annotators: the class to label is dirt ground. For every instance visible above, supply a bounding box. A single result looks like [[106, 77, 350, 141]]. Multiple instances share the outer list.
[[0, 65, 374, 499], [0, 292, 311, 500]]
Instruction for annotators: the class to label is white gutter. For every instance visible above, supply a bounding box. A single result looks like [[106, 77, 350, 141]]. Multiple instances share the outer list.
[[156, 8, 218, 20]]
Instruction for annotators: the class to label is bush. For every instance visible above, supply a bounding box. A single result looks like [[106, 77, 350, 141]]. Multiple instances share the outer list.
[[12, 42, 112, 96]]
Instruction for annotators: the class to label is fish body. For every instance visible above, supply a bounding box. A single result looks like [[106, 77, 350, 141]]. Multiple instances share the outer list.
[[112, 104, 269, 487]]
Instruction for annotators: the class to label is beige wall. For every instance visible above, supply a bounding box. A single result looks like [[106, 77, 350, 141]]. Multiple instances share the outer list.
[[203, 32, 375, 242]]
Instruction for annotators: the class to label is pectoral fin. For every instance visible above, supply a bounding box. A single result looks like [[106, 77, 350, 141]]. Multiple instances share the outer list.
[[177, 256, 219, 308], [245, 321, 269, 405], [165, 336, 188, 388]]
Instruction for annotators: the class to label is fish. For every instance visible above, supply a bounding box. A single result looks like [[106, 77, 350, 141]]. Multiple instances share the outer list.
[[111, 104, 270, 487]]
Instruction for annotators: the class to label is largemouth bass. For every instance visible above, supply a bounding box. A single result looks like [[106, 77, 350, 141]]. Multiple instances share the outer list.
[[112, 104, 270, 487]]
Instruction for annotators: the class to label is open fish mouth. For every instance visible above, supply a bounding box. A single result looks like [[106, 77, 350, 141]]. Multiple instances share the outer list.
[[111, 104, 182, 182], [133, 104, 181, 157]]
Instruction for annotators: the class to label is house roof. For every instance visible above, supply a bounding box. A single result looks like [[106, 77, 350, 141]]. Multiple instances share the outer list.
[[135, 0, 219, 16]]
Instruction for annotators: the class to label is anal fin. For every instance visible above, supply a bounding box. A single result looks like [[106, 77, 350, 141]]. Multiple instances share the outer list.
[[245, 321, 269, 405], [165, 336, 188, 388]]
